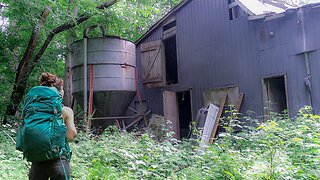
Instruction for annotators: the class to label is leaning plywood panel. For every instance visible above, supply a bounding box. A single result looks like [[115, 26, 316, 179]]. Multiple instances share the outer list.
[[199, 103, 219, 151], [209, 94, 227, 144], [203, 85, 240, 107]]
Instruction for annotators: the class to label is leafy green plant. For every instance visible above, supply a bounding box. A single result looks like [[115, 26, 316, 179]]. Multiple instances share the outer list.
[[0, 124, 29, 180], [1, 106, 319, 179]]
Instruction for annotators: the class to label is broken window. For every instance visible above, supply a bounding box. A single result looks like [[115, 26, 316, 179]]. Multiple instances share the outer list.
[[163, 20, 176, 39], [228, 0, 240, 20]]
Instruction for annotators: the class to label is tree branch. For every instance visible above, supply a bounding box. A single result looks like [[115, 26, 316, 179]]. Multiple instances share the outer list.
[[4, 0, 119, 122], [34, 14, 89, 62], [15, 6, 50, 84], [34, 0, 119, 63], [4, 7, 50, 122], [97, 0, 119, 10]]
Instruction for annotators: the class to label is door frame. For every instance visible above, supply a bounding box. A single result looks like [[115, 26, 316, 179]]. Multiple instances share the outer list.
[[261, 73, 289, 118], [163, 88, 193, 139]]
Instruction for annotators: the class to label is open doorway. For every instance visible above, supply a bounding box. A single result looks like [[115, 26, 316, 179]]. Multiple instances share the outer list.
[[163, 35, 178, 85], [163, 90, 192, 139], [177, 91, 192, 139], [262, 75, 288, 116]]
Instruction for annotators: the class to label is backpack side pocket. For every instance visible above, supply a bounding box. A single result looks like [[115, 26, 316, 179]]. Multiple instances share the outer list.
[[51, 120, 67, 150], [16, 125, 25, 151]]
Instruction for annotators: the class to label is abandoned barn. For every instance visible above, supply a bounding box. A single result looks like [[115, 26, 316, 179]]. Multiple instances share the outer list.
[[135, 0, 320, 138]]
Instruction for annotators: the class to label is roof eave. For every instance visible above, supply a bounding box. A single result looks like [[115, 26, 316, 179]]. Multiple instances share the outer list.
[[135, 0, 190, 45]]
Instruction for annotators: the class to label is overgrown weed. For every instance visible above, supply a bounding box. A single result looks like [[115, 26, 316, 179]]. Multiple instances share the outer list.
[[0, 106, 319, 179]]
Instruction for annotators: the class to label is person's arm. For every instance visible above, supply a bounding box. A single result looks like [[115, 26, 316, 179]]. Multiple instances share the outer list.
[[62, 106, 77, 141]]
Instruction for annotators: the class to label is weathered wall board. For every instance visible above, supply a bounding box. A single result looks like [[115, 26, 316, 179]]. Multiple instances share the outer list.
[[199, 103, 219, 150], [203, 85, 240, 107]]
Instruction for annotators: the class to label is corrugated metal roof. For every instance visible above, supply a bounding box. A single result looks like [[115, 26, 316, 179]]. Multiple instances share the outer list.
[[237, 0, 286, 15]]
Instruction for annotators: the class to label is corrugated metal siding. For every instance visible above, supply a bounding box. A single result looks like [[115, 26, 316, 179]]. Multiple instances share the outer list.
[[176, 0, 263, 116], [304, 6, 320, 114], [136, 0, 320, 118], [310, 50, 320, 114], [254, 7, 320, 115]]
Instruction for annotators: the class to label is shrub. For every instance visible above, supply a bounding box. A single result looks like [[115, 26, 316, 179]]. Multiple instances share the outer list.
[[1, 106, 319, 179]]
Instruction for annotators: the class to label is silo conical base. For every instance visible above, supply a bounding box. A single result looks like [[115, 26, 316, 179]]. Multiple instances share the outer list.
[[73, 90, 136, 129]]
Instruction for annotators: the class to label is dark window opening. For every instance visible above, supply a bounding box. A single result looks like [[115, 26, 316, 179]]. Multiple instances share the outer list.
[[263, 76, 288, 115], [228, 0, 234, 4], [164, 35, 178, 85], [229, 6, 239, 20], [228, 0, 240, 20], [163, 20, 176, 32], [177, 91, 192, 139]]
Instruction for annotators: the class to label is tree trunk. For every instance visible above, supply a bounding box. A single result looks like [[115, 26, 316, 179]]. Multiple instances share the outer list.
[[3, 0, 118, 124], [3, 7, 50, 124], [64, 0, 79, 107]]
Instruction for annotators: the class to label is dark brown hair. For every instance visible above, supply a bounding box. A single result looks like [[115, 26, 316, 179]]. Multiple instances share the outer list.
[[39, 72, 63, 92], [39, 72, 57, 87]]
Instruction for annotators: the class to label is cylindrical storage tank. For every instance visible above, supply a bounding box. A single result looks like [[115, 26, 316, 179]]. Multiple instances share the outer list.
[[71, 36, 136, 126]]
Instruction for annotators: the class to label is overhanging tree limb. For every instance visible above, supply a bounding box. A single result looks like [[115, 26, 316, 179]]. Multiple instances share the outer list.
[[15, 6, 50, 84], [4, 7, 50, 123], [97, 0, 118, 9], [35, 0, 119, 63], [4, 0, 118, 123], [33, 14, 89, 63]]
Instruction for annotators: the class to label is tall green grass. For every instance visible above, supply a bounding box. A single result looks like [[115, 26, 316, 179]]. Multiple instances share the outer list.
[[0, 106, 319, 179]]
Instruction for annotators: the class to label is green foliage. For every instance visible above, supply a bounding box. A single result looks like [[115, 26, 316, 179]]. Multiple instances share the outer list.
[[0, 0, 182, 119], [99, 0, 181, 41], [1, 106, 320, 179], [86, 134, 191, 179], [0, 124, 29, 179]]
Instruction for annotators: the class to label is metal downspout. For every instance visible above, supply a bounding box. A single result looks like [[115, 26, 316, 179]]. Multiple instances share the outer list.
[[298, 8, 313, 110]]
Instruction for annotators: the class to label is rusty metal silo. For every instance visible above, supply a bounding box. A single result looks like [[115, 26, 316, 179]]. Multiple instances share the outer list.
[[71, 27, 136, 128]]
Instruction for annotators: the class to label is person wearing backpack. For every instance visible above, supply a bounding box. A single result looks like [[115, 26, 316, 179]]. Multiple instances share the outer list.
[[16, 72, 77, 180]]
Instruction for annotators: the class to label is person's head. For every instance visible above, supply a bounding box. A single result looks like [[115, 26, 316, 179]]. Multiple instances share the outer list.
[[39, 72, 64, 97], [39, 72, 57, 87]]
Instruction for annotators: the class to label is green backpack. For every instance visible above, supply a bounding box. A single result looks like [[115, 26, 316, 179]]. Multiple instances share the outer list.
[[16, 86, 70, 162]]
